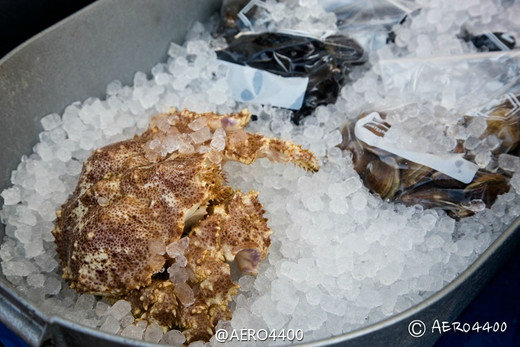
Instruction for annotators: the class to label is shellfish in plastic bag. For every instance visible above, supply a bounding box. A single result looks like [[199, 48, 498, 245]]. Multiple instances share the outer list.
[[339, 93, 520, 219], [217, 31, 367, 123]]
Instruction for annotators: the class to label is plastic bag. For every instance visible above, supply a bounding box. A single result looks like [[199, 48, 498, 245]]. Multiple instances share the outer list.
[[338, 93, 520, 219], [378, 50, 520, 111], [215, 0, 264, 40], [323, 0, 419, 52], [458, 29, 516, 52], [465, 88, 520, 155], [322, 0, 418, 30], [216, 32, 367, 123]]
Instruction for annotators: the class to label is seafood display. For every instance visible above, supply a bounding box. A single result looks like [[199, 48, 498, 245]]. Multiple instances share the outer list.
[[52, 109, 319, 342], [339, 93, 520, 219], [2, 0, 520, 345]]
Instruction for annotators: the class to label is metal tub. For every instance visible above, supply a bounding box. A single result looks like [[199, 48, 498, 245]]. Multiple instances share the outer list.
[[0, 0, 519, 346]]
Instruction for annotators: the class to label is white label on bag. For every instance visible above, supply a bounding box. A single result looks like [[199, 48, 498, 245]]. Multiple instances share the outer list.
[[354, 112, 479, 184], [219, 60, 309, 110]]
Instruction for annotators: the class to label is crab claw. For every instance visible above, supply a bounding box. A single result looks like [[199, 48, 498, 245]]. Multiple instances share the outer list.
[[235, 248, 262, 275]]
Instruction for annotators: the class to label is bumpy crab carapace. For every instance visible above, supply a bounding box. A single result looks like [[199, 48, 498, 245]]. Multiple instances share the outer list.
[[52, 109, 319, 342]]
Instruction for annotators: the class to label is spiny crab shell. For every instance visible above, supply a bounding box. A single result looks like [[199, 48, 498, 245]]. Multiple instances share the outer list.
[[52, 109, 319, 342]]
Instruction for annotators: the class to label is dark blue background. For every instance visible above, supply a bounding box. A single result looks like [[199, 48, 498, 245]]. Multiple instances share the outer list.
[[0, 1, 518, 346]]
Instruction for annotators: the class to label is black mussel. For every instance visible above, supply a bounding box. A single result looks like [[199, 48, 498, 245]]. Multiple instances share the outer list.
[[363, 159, 400, 200], [396, 184, 479, 219], [428, 171, 468, 189], [396, 171, 509, 219], [397, 184, 467, 210], [339, 120, 382, 175], [399, 161, 433, 191], [339, 122, 373, 175], [464, 172, 510, 206]]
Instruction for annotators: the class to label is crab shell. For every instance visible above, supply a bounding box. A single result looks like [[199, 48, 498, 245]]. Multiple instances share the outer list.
[[52, 109, 319, 341]]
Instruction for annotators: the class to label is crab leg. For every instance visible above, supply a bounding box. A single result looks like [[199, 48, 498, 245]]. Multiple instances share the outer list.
[[181, 190, 271, 342], [195, 109, 320, 172], [150, 109, 319, 172], [223, 129, 320, 172]]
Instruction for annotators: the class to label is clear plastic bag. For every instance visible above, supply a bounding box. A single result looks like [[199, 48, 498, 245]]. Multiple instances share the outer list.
[[323, 0, 419, 52], [215, 0, 264, 40], [465, 87, 520, 156], [378, 50, 520, 111], [324, 0, 418, 30], [458, 28, 516, 52]]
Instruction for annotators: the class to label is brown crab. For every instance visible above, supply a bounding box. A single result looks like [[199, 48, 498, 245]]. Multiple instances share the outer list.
[[52, 109, 319, 342]]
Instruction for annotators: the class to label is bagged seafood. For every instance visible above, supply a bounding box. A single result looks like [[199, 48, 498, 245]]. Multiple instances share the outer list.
[[339, 93, 520, 219], [217, 32, 367, 123]]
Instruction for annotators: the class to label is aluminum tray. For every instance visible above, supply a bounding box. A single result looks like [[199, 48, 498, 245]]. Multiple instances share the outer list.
[[1, 1, 519, 346]]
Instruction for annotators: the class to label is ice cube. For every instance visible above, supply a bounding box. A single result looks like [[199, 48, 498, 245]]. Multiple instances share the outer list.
[[210, 128, 226, 151], [106, 80, 123, 96], [166, 237, 189, 257], [189, 126, 211, 144], [43, 277, 62, 295], [109, 300, 132, 320], [100, 315, 121, 334], [40, 113, 62, 131], [174, 283, 195, 306], [121, 324, 144, 340], [74, 294, 96, 311], [474, 150, 492, 168], [26, 273, 45, 288], [144, 322, 164, 343], [498, 153, 520, 172], [168, 263, 189, 284], [161, 330, 186, 345]]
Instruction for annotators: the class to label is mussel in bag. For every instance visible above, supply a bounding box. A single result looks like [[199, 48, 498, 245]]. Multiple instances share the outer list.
[[339, 94, 520, 219], [217, 32, 367, 123]]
